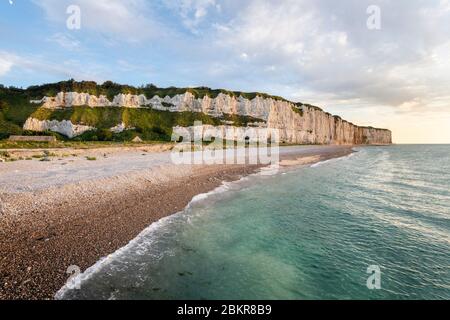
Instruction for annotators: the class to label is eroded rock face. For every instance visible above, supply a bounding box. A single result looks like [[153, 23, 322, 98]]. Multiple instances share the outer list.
[[173, 125, 271, 144], [31, 92, 273, 120], [267, 105, 392, 145], [29, 91, 392, 144], [32, 92, 113, 108], [110, 122, 135, 134], [23, 118, 95, 138]]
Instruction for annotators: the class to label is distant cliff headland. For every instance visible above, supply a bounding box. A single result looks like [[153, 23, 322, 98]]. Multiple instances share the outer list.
[[0, 80, 392, 145]]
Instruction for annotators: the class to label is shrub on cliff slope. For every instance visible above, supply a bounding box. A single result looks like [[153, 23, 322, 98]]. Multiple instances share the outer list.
[[27, 106, 261, 141]]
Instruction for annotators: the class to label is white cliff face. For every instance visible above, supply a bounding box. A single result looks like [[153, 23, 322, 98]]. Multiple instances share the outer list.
[[110, 122, 135, 134], [23, 118, 95, 138], [29, 91, 392, 144], [32, 92, 113, 108], [31, 92, 273, 120], [266, 104, 391, 145], [172, 125, 268, 144]]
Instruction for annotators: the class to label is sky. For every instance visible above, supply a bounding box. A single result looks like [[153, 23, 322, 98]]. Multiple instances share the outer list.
[[0, 0, 449, 143]]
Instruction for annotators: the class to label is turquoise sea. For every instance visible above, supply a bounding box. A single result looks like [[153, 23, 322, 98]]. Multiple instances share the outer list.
[[59, 145, 450, 300]]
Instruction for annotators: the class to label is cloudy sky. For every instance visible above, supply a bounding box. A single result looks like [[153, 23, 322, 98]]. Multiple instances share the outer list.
[[1, 0, 449, 143]]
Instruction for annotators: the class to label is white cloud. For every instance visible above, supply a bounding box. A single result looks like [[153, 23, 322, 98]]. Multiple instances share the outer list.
[[33, 0, 167, 41], [208, 0, 450, 112], [163, 0, 220, 33], [0, 53, 15, 76], [47, 33, 81, 50], [0, 51, 109, 83]]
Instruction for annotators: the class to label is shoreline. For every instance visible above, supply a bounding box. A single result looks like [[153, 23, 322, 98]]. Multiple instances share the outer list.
[[0, 145, 354, 300]]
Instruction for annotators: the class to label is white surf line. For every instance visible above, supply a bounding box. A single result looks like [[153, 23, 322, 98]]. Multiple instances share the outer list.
[[310, 150, 357, 168], [54, 174, 252, 299]]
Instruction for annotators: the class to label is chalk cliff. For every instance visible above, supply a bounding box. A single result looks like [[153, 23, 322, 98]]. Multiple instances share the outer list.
[[27, 91, 392, 144], [23, 118, 95, 139]]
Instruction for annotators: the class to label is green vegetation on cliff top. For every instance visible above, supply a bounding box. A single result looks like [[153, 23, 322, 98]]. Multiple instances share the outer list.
[[22, 79, 289, 102]]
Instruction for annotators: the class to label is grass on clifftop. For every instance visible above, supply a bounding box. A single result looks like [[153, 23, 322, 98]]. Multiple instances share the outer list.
[[21, 80, 290, 102], [292, 104, 304, 117]]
